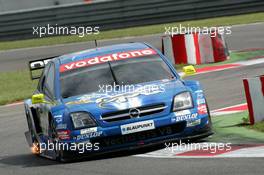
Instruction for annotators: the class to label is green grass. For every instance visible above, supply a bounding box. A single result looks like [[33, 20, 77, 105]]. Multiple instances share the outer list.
[[0, 12, 263, 51], [0, 50, 263, 105], [246, 121, 264, 133], [176, 50, 264, 70], [0, 70, 37, 105], [195, 50, 264, 68], [210, 111, 264, 143]]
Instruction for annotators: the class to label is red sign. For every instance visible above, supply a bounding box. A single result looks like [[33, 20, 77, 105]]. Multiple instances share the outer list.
[[60, 48, 157, 72], [198, 104, 207, 115]]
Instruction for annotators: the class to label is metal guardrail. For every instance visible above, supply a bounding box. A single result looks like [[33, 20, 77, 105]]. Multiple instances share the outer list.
[[0, 0, 263, 41]]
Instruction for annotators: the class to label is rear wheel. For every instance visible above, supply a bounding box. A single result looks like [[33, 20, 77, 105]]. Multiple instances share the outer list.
[[26, 113, 40, 155]]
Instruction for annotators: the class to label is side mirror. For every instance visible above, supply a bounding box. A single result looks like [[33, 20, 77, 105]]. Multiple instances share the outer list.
[[182, 65, 196, 76], [32, 94, 45, 104]]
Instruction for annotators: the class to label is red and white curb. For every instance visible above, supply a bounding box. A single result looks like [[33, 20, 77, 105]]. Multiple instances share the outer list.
[[211, 103, 247, 116], [198, 57, 264, 74], [134, 104, 251, 159], [134, 143, 264, 158], [179, 57, 264, 76]]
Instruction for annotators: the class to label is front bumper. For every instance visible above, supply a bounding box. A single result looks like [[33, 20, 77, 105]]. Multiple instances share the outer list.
[[61, 111, 213, 159], [63, 127, 212, 161]]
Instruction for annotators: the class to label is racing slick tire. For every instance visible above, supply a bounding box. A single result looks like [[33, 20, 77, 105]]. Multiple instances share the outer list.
[[206, 100, 213, 129], [26, 112, 41, 155], [48, 117, 71, 162]]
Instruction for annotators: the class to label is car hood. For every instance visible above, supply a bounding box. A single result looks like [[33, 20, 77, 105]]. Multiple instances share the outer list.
[[62, 79, 190, 125]]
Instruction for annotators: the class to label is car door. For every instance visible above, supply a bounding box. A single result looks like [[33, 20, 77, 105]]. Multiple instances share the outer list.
[[37, 62, 56, 136]]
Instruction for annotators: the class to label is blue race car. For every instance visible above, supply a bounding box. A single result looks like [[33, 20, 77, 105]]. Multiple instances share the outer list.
[[24, 42, 213, 161]]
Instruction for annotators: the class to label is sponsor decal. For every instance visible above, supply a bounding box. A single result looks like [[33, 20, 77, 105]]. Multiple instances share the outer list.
[[66, 99, 92, 105], [54, 115, 63, 123], [75, 131, 103, 141], [172, 110, 198, 122], [97, 87, 163, 109], [57, 130, 71, 140], [196, 90, 206, 105], [121, 120, 155, 135], [161, 79, 170, 82], [197, 98, 206, 105], [66, 93, 104, 105], [66, 85, 164, 109], [195, 90, 204, 99], [103, 126, 173, 147], [67, 85, 164, 109], [60, 48, 157, 72], [80, 127, 98, 135], [56, 124, 67, 130], [174, 110, 191, 116], [29, 59, 52, 70], [187, 119, 201, 127], [198, 104, 208, 115]]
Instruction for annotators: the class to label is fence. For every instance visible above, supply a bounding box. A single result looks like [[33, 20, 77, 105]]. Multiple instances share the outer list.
[[0, 0, 263, 41]]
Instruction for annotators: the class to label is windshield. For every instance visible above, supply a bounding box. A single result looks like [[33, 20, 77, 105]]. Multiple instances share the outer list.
[[60, 54, 175, 98]]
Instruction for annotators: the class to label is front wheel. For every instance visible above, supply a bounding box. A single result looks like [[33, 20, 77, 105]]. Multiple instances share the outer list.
[[206, 101, 213, 129], [49, 117, 72, 162]]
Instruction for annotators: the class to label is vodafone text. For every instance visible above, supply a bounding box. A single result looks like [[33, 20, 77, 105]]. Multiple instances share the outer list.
[[60, 48, 157, 72]]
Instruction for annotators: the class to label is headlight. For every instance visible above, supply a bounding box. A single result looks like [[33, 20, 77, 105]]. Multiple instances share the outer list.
[[173, 92, 193, 111], [71, 112, 97, 129]]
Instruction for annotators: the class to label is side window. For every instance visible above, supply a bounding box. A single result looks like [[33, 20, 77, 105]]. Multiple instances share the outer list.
[[43, 63, 55, 99], [38, 63, 51, 93]]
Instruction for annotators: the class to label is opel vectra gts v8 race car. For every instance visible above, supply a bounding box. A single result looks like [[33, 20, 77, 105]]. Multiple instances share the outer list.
[[24, 42, 213, 161]]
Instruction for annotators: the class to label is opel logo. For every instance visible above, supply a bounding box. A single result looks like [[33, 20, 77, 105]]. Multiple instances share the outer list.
[[129, 108, 141, 118]]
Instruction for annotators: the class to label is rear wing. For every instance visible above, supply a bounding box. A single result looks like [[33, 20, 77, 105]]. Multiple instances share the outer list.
[[28, 56, 57, 80]]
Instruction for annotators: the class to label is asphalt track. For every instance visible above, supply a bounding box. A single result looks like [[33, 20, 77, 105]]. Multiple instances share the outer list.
[[0, 23, 264, 175], [187, 62, 264, 110], [0, 101, 263, 175], [0, 23, 263, 72], [0, 62, 264, 175]]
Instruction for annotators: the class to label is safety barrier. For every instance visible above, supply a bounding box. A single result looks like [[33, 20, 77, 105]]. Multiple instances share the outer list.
[[0, 0, 264, 41], [161, 32, 229, 65], [243, 75, 264, 124]]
